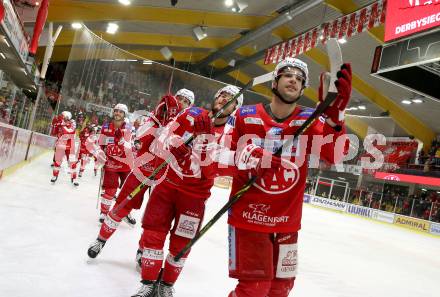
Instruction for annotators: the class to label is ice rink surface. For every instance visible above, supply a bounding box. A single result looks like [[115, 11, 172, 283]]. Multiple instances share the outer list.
[[1, 153, 439, 297]]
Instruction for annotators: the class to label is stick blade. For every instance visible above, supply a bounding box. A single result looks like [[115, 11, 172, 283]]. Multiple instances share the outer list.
[[326, 38, 343, 93]]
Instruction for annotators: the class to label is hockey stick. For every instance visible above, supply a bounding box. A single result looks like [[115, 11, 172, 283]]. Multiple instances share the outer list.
[[109, 71, 274, 215], [96, 167, 104, 210], [174, 38, 343, 261]]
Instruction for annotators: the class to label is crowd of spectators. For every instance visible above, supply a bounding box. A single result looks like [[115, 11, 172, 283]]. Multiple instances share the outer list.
[[0, 86, 32, 128], [417, 139, 440, 171]]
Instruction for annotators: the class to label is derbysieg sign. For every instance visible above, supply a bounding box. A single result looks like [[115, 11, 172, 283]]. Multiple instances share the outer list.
[[384, 0, 440, 42]]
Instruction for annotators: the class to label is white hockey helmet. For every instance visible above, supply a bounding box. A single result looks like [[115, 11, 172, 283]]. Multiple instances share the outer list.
[[113, 103, 129, 116], [272, 57, 309, 88], [175, 88, 195, 106], [61, 111, 72, 120], [214, 85, 243, 108]]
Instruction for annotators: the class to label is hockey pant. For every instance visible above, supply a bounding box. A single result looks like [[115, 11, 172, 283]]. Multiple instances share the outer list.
[[100, 170, 129, 215], [139, 182, 208, 284], [52, 147, 77, 180], [228, 227, 298, 297], [98, 171, 150, 241]]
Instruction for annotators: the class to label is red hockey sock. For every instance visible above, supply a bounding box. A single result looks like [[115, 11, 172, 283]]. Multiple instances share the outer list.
[[230, 280, 272, 297], [267, 278, 295, 297], [100, 193, 113, 215], [98, 211, 122, 241], [161, 253, 186, 284], [141, 248, 164, 281]]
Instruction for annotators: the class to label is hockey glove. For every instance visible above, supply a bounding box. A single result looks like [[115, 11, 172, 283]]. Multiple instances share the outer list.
[[319, 63, 352, 127], [236, 143, 282, 178], [167, 135, 191, 165], [193, 110, 213, 136]]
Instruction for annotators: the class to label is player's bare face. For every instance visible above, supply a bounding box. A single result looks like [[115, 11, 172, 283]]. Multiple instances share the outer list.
[[276, 69, 304, 103], [113, 109, 124, 122], [213, 92, 236, 117], [177, 95, 191, 108]]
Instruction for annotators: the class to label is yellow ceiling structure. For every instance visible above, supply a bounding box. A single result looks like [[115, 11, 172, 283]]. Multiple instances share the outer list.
[[43, 0, 436, 148]]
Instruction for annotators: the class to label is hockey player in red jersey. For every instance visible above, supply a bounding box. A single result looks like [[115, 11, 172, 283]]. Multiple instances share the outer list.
[[78, 124, 99, 177], [50, 114, 64, 167], [87, 93, 185, 259], [96, 103, 134, 223], [221, 57, 352, 297], [51, 111, 79, 186], [130, 85, 243, 297]]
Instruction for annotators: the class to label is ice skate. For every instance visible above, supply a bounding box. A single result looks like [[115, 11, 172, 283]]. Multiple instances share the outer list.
[[87, 238, 106, 258], [131, 280, 157, 297], [98, 212, 106, 224], [157, 281, 175, 297], [123, 213, 136, 227]]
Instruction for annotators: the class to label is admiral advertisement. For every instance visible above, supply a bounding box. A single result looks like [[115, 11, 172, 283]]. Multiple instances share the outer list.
[[394, 215, 430, 233], [384, 0, 440, 42], [309, 196, 346, 211]]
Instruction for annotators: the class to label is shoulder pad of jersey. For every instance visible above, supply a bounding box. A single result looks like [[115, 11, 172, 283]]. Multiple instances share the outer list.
[[239, 105, 257, 116]]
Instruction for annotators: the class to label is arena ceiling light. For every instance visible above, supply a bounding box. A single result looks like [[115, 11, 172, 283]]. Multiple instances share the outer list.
[[193, 26, 208, 41], [401, 99, 412, 104], [358, 105, 366, 110], [118, 0, 131, 5], [412, 98, 424, 103], [0, 52, 5, 59], [106, 23, 119, 34], [225, 0, 233, 7], [231, 1, 248, 13], [71, 22, 82, 29], [160, 46, 173, 61]]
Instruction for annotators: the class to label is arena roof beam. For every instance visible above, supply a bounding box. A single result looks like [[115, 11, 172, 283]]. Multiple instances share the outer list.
[[192, 0, 324, 71], [47, 0, 269, 30], [54, 30, 237, 50]]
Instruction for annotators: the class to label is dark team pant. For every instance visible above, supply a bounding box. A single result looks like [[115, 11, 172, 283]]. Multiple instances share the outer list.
[[139, 182, 209, 284], [228, 227, 298, 297], [98, 171, 150, 241]]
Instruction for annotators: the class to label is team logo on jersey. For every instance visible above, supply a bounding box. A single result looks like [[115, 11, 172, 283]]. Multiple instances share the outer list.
[[240, 105, 256, 116], [252, 159, 300, 194], [249, 204, 270, 215], [268, 127, 283, 136], [105, 137, 115, 144], [189, 107, 202, 116], [244, 117, 263, 125], [289, 119, 306, 127], [242, 203, 289, 225], [298, 108, 314, 117]]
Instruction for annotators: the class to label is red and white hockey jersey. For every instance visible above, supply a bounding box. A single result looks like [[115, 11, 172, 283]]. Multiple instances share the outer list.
[[99, 121, 133, 172], [222, 103, 347, 233]]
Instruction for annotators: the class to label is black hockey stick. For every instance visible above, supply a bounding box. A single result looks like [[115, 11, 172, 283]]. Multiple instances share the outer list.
[[174, 38, 343, 262], [110, 72, 273, 214]]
